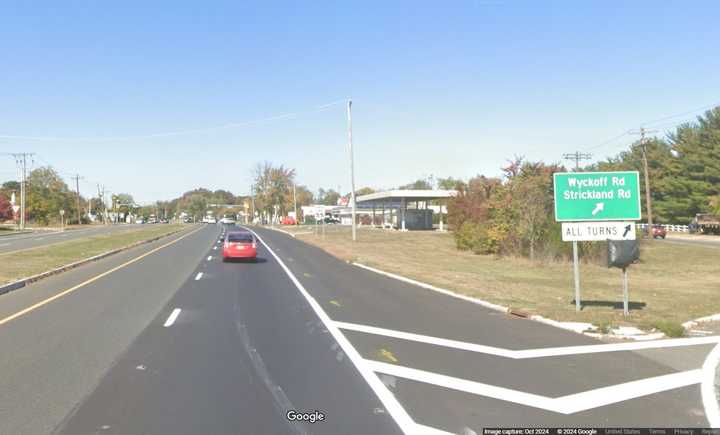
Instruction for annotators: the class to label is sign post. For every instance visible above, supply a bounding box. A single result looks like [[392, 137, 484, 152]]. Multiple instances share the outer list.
[[60, 209, 65, 232], [553, 171, 641, 311]]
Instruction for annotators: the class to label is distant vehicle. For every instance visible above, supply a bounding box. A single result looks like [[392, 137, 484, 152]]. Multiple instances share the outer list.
[[136, 218, 144, 224], [281, 216, 296, 225], [651, 225, 666, 239], [222, 231, 257, 261], [219, 217, 236, 224], [693, 213, 720, 235], [203, 216, 216, 224], [323, 216, 340, 224]]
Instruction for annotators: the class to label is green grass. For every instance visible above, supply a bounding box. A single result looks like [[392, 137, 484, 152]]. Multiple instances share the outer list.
[[0, 224, 188, 284], [275, 225, 720, 330]]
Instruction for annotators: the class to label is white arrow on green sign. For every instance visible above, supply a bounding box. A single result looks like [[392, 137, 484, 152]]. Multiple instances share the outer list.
[[553, 171, 642, 222]]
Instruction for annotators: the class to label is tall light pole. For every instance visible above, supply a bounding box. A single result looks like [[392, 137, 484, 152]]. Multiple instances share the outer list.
[[347, 99, 357, 241]]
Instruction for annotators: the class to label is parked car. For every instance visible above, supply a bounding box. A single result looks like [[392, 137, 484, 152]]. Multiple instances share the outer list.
[[652, 225, 667, 239], [222, 231, 257, 261], [281, 216, 296, 225], [323, 216, 340, 224]]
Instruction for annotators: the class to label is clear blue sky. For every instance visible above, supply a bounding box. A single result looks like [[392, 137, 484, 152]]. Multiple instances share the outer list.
[[1, 1, 718, 203]]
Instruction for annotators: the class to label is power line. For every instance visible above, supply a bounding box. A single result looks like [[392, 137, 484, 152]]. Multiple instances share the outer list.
[[584, 100, 719, 152], [0, 99, 347, 142], [640, 101, 720, 128]]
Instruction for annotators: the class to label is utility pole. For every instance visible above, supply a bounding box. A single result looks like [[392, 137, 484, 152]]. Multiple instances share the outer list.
[[347, 99, 357, 241], [71, 174, 83, 225], [562, 151, 593, 171], [631, 128, 658, 227], [97, 184, 107, 225], [9, 153, 35, 231]]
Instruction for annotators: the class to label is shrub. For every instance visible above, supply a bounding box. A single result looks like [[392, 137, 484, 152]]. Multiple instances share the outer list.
[[647, 320, 685, 337]]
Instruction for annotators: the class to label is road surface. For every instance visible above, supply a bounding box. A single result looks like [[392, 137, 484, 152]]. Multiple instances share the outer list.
[[0, 224, 146, 254], [0, 223, 714, 434], [663, 233, 720, 249]]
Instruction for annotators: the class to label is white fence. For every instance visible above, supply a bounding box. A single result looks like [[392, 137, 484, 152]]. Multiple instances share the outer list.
[[635, 223, 689, 233]]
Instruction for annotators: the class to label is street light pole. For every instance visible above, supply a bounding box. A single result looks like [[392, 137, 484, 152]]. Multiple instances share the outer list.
[[347, 99, 357, 242]]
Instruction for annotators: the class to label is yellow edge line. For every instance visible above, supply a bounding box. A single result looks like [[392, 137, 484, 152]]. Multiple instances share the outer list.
[[0, 225, 205, 327]]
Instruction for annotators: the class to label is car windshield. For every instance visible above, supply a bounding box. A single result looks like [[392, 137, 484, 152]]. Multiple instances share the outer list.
[[227, 233, 253, 243]]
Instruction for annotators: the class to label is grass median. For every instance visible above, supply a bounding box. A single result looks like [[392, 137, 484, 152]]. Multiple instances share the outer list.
[[273, 225, 720, 331], [0, 224, 189, 284]]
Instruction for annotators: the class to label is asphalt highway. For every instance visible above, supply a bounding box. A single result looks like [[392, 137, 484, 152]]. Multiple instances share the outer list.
[[0, 223, 714, 434], [0, 224, 145, 254]]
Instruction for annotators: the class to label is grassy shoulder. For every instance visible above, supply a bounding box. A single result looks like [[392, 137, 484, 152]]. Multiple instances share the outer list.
[[273, 225, 720, 331], [0, 224, 189, 284]]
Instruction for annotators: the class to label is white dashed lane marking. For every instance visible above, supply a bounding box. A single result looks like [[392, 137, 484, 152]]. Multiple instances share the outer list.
[[163, 308, 181, 327]]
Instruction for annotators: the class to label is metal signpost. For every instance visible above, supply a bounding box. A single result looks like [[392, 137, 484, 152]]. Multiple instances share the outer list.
[[553, 171, 641, 311], [60, 209, 65, 232]]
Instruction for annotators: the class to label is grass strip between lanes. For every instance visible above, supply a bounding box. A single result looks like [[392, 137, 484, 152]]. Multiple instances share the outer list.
[[0, 224, 190, 284], [268, 225, 720, 332]]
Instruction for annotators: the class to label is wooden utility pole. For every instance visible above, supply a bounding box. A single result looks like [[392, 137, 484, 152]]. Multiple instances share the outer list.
[[71, 174, 83, 225], [631, 128, 658, 227]]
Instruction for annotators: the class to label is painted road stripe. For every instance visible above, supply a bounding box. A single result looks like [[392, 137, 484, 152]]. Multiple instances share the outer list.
[[702, 342, 720, 426], [195, 272, 203, 280], [207, 256, 212, 261], [335, 321, 720, 359], [0, 225, 204, 328], [243, 227, 417, 434], [163, 308, 181, 327], [366, 360, 702, 415], [0, 243, 11, 247]]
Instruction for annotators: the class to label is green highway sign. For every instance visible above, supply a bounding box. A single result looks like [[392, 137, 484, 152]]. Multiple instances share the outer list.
[[553, 171, 641, 222]]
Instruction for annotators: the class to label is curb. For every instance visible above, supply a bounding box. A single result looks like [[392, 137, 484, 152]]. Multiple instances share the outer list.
[[351, 262, 669, 341], [0, 226, 194, 297], [0, 230, 33, 238]]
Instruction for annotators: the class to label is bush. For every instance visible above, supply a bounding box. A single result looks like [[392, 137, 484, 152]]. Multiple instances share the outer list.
[[454, 222, 483, 251], [647, 320, 685, 337], [453, 221, 505, 255]]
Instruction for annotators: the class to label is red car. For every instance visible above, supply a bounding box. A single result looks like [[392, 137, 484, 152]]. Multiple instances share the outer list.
[[222, 231, 257, 261], [281, 216, 296, 225], [652, 225, 667, 239]]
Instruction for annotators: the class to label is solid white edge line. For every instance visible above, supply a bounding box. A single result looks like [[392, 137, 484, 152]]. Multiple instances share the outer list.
[[366, 360, 703, 415], [163, 308, 181, 327], [702, 342, 720, 427], [352, 262, 509, 313], [335, 321, 720, 359], [195, 272, 203, 280], [243, 227, 417, 434]]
